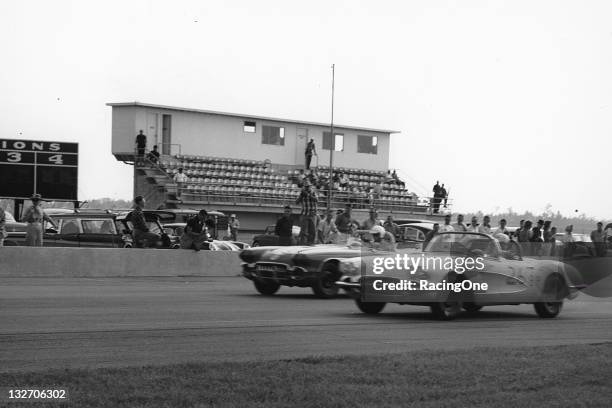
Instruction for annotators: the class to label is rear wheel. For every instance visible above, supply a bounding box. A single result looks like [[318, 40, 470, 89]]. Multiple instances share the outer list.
[[430, 302, 462, 320], [355, 299, 386, 314], [253, 280, 280, 296], [311, 264, 340, 298]]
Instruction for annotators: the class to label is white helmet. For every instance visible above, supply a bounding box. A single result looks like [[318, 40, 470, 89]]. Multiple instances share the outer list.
[[370, 225, 385, 235], [494, 233, 510, 244]]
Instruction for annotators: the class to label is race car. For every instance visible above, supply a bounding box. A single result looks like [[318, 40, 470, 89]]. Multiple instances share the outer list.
[[336, 231, 586, 320]]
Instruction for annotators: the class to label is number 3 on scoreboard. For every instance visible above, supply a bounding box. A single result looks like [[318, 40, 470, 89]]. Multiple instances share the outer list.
[[7, 152, 21, 162], [48, 154, 63, 164]]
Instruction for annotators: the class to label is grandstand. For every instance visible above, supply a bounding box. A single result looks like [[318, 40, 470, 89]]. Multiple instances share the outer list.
[[108, 102, 450, 233]]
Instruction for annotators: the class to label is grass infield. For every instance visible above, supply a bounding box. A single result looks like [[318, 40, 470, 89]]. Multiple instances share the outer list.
[[1, 343, 611, 408]]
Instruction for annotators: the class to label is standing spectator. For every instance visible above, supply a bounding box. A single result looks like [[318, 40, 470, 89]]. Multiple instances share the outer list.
[[424, 223, 440, 248], [432, 181, 441, 214], [518, 220, 533, 255], [452, 214, 468, 232], [478, 215, 492, 234], [147, 145, 160, 165], [295, 182, 318, 245], [228, 214, 240, 241], [135, 130, 147, 161], [305, 138, 317, 170], [494, 219, 509, 235], [21, 194, 57, 247], [440, 184, 448, 208], [362, 208, 383, 231], [591, 222, 606, 257], [514, 219, 525, 240], [549, 226, 558, 256], [335, 204, 355, 244], [317, 209, 338, 244], [0, 207, 6, 247], [275, 205, 294, 246], [383, 215, 400, 237], [531, 220, 544, 256], [339, 173, 350, 189], [128, 196, 161, 248], [439, 214, 455, 233], [561, 225, 575, 258], [467, 216, 479, 232], [180, 210, 211, 251], [173, 167, 188, 198], [542, 221, 553, 256]]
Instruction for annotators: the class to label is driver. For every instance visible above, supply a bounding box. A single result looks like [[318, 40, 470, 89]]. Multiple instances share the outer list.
[[365, 225, 397, 252]]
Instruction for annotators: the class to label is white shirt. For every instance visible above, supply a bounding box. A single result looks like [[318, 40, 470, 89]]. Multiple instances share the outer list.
[[478, 225, 492, 234], [174, 173, 188, 183], [467, 225, 479, 233], [439, 224, 455, 233]]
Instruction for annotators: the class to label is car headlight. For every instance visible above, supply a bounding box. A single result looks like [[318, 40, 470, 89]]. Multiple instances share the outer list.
[[339, 258, 362, 277]]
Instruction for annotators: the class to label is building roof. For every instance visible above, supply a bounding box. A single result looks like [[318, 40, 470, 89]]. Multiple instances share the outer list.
[[106, 102, 400, 134]]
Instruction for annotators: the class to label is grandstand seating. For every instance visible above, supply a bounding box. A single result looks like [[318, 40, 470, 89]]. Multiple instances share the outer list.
[[155, 155, 425, 211]]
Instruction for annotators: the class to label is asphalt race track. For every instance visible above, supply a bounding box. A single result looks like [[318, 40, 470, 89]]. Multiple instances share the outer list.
[[1, 277, 612, 373]]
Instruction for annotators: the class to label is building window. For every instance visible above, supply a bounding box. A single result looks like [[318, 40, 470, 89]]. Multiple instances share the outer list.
[[322, 132, 344, 151], [357, 135, 378, 154], [262, 125, 285, 146], [243, 121, 256, 133]]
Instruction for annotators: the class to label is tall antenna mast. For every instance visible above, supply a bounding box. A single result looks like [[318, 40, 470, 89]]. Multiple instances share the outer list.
[[327, 64, 335, 210]]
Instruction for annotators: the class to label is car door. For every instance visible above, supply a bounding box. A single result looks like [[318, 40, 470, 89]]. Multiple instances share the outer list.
[[47, 218, 81, 247], [79, 219, 122, 248]]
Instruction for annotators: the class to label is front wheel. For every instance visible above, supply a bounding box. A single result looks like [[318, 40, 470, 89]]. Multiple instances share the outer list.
[[462, 303, 483, 313], [355, 299, 386, 314], [430, 302, 462, 320], [311, 265, 340, 298], [253, 280, 280, 296], [534, 301, 563, 318]]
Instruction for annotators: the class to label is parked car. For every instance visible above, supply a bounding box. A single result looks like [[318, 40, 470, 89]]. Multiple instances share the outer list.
[[251, 224, 301, 247], [162, 222, 248, 250], [336, 231, 586, 320]]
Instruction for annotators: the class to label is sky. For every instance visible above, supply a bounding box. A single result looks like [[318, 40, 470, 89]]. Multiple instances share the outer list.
[[1, 0, 611, 219]]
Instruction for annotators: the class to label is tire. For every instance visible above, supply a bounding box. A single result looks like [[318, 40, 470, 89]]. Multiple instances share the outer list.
[[355, 299, 386, 314], [534, 274, 566, 318], [534, 301, 563, 318], [311, 264, 340, 298], [430, 302, 462, 320], [253, 280, 280, 296], [252, 241, 260, 247], [462, 303, 483, 313]]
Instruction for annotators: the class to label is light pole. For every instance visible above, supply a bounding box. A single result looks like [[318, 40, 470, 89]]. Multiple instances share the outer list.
[[327, 64, 335, 210]]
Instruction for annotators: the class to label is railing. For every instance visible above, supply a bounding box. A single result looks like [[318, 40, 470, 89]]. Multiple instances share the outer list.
[[176, 189, 452, 214]]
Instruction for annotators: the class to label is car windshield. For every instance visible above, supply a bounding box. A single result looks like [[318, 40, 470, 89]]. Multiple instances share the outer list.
[[425, 233, 499, 257]]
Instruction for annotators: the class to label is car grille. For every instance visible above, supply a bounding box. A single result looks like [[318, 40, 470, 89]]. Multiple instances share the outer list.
[[255, 263, 289, 278]]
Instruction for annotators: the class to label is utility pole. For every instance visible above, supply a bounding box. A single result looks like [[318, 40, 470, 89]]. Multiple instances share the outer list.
[[327, 64, 335, 210]]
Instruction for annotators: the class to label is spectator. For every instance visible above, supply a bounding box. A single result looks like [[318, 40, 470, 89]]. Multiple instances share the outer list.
[[180, 210, 211, 251], [383, 215, 400, 237], [147, 145, 160, 164], [432, 181, 441, 214], [0, 207, 6, 247], [135, 130, 146, 161], [440, 184, 448, 208], [561, 225, 575, 258], [494, 219, 509, 235], [531, 220, 544, 255], [452, 214, 468, 232], [173, 168, 188, 198], [424, 223, 440, 248], [542, 221, 553, 256], [305, 138, 317, 170], [591, 222, 606, 257], [295, 181, 318, 245], [335, 204, 355, 244], [228, 214, 240, 241], [275, 205, 294, 246], [549, 226, 558, 256], [467, 216, 479, 233], [129, 196, 160, 248], [518, 220, 533, 255], [514, 219, 525, 240], [21, 194, 57, 247], [439, 214, 455, 233], [362, 208, 382, 230], [317, 209, 338, 244], [339, 173, 350, 189], [478, 215, 492, 234]]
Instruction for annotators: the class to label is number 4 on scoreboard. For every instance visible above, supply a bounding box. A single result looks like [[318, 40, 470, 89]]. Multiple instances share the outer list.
[[48, 154, 63, 164]]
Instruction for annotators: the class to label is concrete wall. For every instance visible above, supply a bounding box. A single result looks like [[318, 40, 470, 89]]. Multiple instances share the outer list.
[[0, 247, 242, 278], [111, 105, 391, 171]]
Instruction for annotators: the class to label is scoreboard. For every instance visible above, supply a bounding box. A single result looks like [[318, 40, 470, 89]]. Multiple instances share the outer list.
[[0, 139, 78, 201]]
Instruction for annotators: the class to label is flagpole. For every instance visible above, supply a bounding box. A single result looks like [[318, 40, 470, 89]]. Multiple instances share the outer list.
[[327, 64, 335, 210]]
